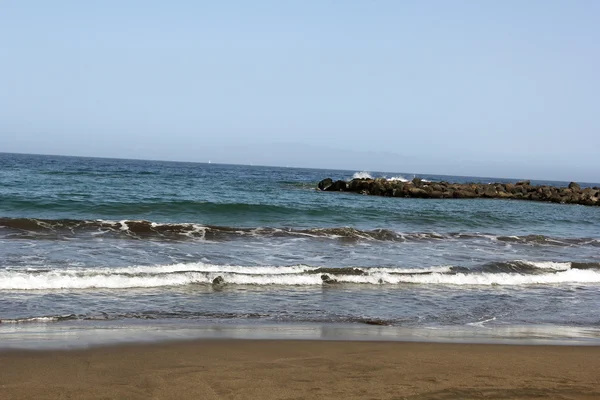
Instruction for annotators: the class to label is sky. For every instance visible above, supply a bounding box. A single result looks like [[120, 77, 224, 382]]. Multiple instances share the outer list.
[[0, 1, 598, 181]]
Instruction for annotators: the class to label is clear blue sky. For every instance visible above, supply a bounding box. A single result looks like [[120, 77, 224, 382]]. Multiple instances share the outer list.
[[1, 1, 598, 180]]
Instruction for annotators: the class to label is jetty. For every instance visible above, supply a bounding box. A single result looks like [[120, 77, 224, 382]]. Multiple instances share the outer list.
[[317, 177, 600, 206]]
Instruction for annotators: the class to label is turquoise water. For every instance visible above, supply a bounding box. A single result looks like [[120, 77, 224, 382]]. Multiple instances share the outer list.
[[1, 152, 600, 348]]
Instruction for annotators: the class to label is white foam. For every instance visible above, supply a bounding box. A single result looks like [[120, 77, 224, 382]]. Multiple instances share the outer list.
[[467, 317, 497, 327], [352, 171, 373, 179], [387, 176, 409, 182], [118, 220, 129, 231], [0, 270, 202, 290], [368, 266, 453, 274], [1, 263, 598, 290], [223, 273, 322, 285], [386, 269, 600, 285], [520, 261, 572, 271], [1, 316, 62, 324]]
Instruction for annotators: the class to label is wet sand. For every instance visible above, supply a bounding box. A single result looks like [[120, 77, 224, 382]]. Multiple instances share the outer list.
[[1, 340, 599, 399]]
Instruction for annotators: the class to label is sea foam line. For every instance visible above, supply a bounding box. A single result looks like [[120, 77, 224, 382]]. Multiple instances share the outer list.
[[0, 261, 599, 290]]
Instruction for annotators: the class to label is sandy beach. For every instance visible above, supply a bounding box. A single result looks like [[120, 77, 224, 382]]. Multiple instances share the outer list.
[[1, 340, 599, 399]]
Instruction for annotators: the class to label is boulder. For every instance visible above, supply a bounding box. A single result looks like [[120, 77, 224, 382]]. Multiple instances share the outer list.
[[391, 182, 405, 191], [568, 182, 581, 191], [326, 180, 347, 192], [516, 180, 531, 186], [549, 193, 562, 203], [483, 185, 497, 198], [408, 188, 428, 198], [496, 191, 513, 199], [321, 274, 338, 284], [347, 179, 360, 191], [318, 178, 333, 191], [453, 190, 477, 199], [569, 193, 581, 203], [212, 276, 225, 285], [369, 182, 386, 195]]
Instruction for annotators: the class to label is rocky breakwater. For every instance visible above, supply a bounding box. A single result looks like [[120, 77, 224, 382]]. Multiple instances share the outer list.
[[317, 178, 600, 206]]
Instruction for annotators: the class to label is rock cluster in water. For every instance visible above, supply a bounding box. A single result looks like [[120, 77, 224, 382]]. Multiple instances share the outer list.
[[317, 178, 600, 206]]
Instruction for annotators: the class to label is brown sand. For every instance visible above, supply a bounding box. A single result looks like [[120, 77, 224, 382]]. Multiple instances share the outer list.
[[1, 340, 599, 399]]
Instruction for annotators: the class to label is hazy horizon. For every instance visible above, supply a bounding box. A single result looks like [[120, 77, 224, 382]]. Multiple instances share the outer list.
[[1, 1, 598, 182], [4, 146, 599, 184]]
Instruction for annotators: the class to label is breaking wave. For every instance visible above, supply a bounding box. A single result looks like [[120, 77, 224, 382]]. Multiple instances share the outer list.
[[387, 176, 409, 182], [1, 218, 598, 247], [1, 261, 599, 290], [352, 171, 373, 179]]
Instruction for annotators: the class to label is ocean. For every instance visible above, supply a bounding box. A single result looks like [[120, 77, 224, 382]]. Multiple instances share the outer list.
[[1, 152, 599, 348]]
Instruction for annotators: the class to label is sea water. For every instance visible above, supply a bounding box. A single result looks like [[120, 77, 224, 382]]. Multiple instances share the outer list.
[[1, 153, 599, 348]]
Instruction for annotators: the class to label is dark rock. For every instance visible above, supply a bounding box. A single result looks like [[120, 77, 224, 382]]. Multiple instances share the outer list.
[[549, 194, 562, 203], [496, 191, 513, 199], [212, 276, 225, 285], [318, 178, 333, 191], [370, 182, 386, 196], [326, 180, 347, 192], [513, 185, 527, 194], [392, 182, 405, 192], [347, 179, 360, 191], [316, 177, 598, 206], [408, 188, 428, 198], [453, 190, 477, 199], [581, 198, 596, 206], [321, 274, 338, 284], [483, 185, 497, 198]]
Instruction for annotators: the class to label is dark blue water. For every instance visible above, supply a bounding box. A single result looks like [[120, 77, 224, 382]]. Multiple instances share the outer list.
[[1, 153, 600, 348]]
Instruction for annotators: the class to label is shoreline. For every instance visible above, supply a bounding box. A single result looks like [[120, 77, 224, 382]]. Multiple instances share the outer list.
[[3, 321, 600, 351], [2, 339, 599, 399]]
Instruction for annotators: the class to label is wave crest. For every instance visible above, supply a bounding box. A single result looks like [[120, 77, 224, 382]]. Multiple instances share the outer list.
[[352, 171, 373, 179], [1, 218, 598, 247], [1, 261, 598, 290]]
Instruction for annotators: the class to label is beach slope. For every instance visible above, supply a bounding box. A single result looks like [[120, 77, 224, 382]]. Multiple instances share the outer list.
[[1, 340, 599, 399]]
